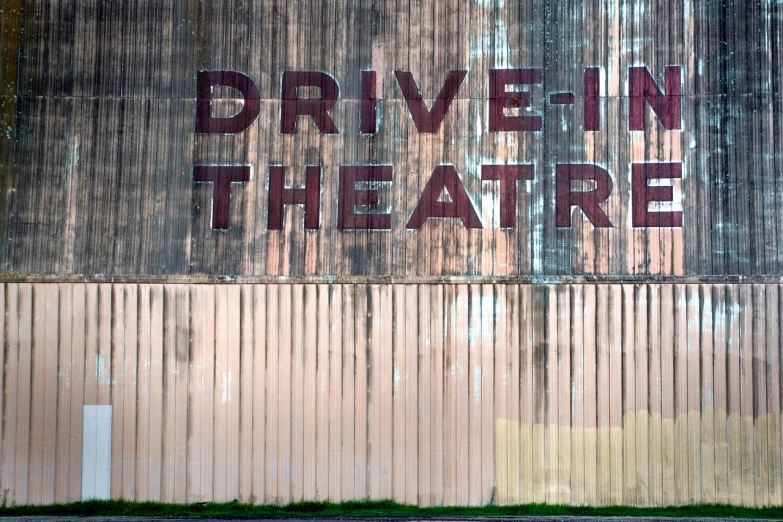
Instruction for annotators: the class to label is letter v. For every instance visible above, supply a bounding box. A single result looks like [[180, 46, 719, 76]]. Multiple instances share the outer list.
[[394, 70, 467, 133]]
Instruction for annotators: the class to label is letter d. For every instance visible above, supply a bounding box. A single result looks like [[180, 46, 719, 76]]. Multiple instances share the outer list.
[[196, 70, 261, 134]]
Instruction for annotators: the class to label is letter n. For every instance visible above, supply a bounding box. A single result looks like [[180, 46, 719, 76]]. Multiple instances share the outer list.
[[628, 66, 681, 130]]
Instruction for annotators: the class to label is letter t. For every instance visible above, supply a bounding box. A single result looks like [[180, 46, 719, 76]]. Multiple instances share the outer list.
[[193, 165, 252, 230]]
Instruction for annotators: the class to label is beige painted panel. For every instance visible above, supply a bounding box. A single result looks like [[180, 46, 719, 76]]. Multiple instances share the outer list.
[[0, 282, 782, 507]]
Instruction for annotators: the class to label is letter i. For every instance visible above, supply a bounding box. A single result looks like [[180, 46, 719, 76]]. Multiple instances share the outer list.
[[360, 71, 378, 134], [584, 67, 600, 131]]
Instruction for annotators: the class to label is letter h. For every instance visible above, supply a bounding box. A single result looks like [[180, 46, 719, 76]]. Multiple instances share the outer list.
[[267, 166, 322, 230]]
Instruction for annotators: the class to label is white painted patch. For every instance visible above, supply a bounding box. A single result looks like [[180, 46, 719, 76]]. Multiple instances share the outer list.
[[473, 0, 504, 7], [469, 6, 510, 69], [474, 365, 482, 403], [82, 405, 112, 500], [221, 370, 233, 403], [66, 136, 80, 177], [531, 158, 546, 274], [481, 292, 496, 317], [95, 353, 106, 384]]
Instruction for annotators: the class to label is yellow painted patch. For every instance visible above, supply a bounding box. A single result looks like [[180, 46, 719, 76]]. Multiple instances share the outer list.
[[495, 410, 783, 507]]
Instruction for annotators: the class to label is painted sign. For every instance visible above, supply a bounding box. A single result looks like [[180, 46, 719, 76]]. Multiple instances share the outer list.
[[195, 67, 683, 231]]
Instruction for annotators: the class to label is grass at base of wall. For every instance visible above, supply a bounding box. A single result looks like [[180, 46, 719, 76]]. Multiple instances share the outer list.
[[1, 500, 783, 518]]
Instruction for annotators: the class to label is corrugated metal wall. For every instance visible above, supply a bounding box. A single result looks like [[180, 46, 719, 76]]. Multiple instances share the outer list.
[[1, 282, 781, 507], [2, 0, 783, 508], [1, 0, 781, 278]]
